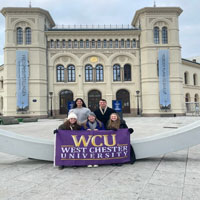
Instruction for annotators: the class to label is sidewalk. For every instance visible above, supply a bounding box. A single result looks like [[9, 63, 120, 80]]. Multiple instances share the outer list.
[[0, 116, 200, 200]]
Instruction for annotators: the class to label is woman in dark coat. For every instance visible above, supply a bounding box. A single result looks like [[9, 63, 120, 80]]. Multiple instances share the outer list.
[[107, 113, 136, 165], [58, 112, 81, 130]]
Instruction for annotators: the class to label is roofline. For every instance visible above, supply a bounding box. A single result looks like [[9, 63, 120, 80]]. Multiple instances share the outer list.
[[132, 7, 183, 27], [1, 7, 55, 27], [182, 58, 200, 66]]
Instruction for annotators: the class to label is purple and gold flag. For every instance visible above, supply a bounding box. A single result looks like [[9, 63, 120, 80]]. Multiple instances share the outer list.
[[54, 129, 130, 166]]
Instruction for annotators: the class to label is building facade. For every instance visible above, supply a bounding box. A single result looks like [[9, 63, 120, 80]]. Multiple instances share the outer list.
[[0, 6, 199, 117]]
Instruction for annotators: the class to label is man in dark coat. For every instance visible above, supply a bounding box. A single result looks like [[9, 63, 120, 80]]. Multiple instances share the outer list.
[[94, 99, 116, 128]]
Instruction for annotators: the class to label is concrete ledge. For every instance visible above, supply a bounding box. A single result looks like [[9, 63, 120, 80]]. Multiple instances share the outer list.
[[0, 120, 200, 161]]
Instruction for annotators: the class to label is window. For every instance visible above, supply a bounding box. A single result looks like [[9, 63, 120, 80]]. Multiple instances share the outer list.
[[132, 39, 136, 48], [113, 64, 121, 81], [193, 74, 197, 85], [115, 39, 119, 48], [154, 27, 160, 44], [68, 40, 72, 48], [25, 27, 31, 44], [86, 40, 90, 48], [195, 94, 199, 102], [126, 39, 130, 48], [62, 40, 66, 48], [80, 40, 84, 48], [50, 40, 54, 48], [109, 39, 113, 48], [124, 64, 131, 81], [56, 65, 64, 82], [96, 64, 103, 82], [67, 65, 75, 82], [103, 39, 107, 48], [184, 72, 189, 85], [121, 39, 124, 48], [92, 40, 95, 48], [74, 40, 78, 48], [17, 27, 23, 44], [85, 65, 93, 82], [56, 40, 60, 48], [162, 27, 168, 44], [97, 40, 101, 48]]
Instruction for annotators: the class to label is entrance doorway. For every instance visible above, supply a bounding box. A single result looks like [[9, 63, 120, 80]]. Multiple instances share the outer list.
[[88, 90, 102, 112], [116, 89, 130, 113], [60, 90, 73, 114]]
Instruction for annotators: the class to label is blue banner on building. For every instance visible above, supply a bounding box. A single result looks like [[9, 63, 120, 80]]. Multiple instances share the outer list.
[[158, 50, 171, 110], [112, 100, 122, 112], [16, 50, 29, 111]]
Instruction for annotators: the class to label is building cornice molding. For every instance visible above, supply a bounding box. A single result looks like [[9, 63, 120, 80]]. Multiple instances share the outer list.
[[132, 7, 183, 27], [1, 7, 55, 28]]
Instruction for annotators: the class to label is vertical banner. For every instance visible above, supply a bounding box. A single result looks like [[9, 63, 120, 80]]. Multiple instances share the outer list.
[[16, 50, 29, 111], [158, 50, 171, 110], [55, 129, 130, 166]]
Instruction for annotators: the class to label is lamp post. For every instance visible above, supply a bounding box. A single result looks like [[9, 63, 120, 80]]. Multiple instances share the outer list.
[[136, 90, 140, 116], [49, 92, 53, 117]]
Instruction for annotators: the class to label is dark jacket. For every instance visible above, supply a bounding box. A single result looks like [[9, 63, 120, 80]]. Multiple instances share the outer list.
[[94, 107, 116, 128], [81, 120, 105, 130], [58, 122, 81, 130]]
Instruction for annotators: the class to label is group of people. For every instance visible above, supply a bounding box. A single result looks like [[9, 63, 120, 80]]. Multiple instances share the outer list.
[[56, 98, 136, 169]]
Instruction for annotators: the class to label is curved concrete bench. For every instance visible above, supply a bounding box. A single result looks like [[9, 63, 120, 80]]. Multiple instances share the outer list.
[[0, 120, 200, 161]]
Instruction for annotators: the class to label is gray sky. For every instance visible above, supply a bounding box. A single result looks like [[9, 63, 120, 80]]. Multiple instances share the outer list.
[[0, 0, 199, 65]]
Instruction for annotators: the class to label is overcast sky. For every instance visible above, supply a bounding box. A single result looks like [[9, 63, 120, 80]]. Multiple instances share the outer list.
[[0, 0, 199, 65]]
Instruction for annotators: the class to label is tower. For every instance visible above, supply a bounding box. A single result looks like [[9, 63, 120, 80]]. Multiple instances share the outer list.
[[1, 7, 55, 117], [132, 7, 185, 116]]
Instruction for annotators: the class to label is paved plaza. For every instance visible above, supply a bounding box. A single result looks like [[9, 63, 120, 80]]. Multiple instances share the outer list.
[[1, 116, 200, 200]]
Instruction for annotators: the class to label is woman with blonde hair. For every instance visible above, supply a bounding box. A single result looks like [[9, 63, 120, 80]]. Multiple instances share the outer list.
[[107, 113, 136, 165]]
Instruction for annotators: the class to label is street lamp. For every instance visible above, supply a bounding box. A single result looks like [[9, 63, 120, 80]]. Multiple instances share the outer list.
[[136, 90, 140, 116], [49, 92, 53, 117]]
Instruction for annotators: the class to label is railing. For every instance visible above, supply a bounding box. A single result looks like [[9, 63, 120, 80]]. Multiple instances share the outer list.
[[51, 24, 136, 30], [185, 102, 199, 115]]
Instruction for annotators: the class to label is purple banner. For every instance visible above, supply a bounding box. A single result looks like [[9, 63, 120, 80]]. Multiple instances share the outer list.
[[54, 129, 130, 166]]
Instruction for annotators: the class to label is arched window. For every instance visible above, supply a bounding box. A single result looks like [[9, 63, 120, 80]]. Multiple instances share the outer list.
[[162, 27, 168, 44], [185, 93, 190, 112], [17, 27, 23, 44], [96, 64, 103, 82], [25, 27, 31, 44], [184, 72, 189, 85], [62, 40, 66, 48], [132, 39, 136, 48], [154, 27, 160, 44], [109, 39, 113, 48], [92, 40, 95, 48], [86, 40, 90, 48], [115, 39, 119, 48], [193, 73, 198, 86], [103, 39, 107, 48], [56, 40, 60, 48], [194, 94, 199, 102], [124, 64, 131, 81], [50, 40, 54, 48], [121, 39, 124, 48], [113, 64, 121, 81], [88, 90, 102, 112], [67, 65, 75, 82], [56, 65, 64, 82], [68, 40, 72, 48], [97, 40, 101, 48], [80, 40, 84, 48], [126, 39, 130, 48], [116, 89, 130, 113], [85, 65, 93, 82], [74, 40, 78, 48]]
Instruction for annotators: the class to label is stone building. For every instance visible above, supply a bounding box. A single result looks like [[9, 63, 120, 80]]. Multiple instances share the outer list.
[[0, 6, 199, 117]]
